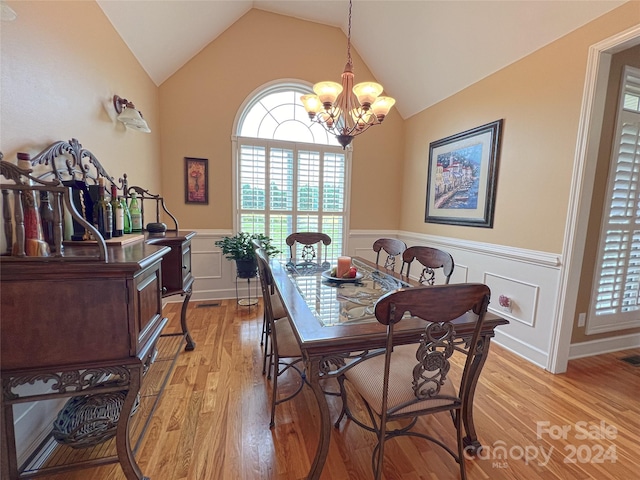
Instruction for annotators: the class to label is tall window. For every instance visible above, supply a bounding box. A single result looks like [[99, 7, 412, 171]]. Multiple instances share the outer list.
[[235, 83, 349, 261], [588, 66, 640, 333]]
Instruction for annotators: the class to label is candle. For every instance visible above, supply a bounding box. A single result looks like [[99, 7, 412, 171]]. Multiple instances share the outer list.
[[337, 256, 351, 278]]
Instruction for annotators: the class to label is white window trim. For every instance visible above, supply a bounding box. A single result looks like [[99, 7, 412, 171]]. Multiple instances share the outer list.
[[586, 65, 640, 334]]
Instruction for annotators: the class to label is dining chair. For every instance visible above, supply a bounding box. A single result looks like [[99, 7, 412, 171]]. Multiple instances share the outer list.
[[335, 283, 491, 480], [401, 245, 455, 285], [252, 239, 287, 376], [254, 246, 305, 427], [372, 238, 407, 272], [286, 232, 331, 269]]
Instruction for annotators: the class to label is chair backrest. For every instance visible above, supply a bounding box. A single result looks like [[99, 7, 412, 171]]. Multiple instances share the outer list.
[[401, 245, 454, 285], [372, 238, 407, 271], [255, 246, 277, 322], [374, 283, 490, 413], [286, 232, 331, 266]]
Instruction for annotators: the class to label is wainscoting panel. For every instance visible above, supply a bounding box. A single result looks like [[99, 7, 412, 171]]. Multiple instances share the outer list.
[[484, 273, 540, 327]]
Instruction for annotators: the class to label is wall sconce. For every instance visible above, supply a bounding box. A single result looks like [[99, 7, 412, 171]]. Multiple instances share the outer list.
[[113, 95, 151, 133], [1, 1, 17, 21]]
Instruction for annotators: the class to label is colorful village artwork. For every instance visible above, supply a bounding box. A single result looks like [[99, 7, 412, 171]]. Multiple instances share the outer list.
[[434, 142, 482, 210]]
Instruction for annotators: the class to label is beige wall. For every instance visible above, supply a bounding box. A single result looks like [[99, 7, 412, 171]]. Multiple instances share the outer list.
[[401, 2, 640, 254], [572, 43, 640, 343], [1, 1, 160, 192], [159, 9, 404, 231]]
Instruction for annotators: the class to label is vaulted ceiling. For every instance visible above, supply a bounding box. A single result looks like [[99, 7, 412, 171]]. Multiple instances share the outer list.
[[96, 0, 626, 119]]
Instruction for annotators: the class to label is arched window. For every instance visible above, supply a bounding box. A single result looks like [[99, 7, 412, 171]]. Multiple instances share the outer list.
[[234, 82, 349, 261]]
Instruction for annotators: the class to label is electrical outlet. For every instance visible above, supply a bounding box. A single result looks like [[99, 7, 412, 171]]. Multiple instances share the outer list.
[[578, 312, 586, 327]]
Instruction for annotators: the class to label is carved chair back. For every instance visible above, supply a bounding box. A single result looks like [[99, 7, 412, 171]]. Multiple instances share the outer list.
[[401, 245, 454, 285], [372, 238, 407, 272], [286, 232, 331, 267]]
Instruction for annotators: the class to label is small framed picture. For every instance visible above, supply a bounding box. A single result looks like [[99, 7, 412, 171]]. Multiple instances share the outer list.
[[425, 120, 503, 228], [185, 157, 208, 204]]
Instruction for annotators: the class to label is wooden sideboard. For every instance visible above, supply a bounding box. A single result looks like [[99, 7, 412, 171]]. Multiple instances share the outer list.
[[0, 139, 196, 480], [147, 230, 197, 350]]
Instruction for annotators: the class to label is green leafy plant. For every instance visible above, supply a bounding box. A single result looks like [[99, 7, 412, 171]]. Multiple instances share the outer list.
[[214, 232, 280, 261]]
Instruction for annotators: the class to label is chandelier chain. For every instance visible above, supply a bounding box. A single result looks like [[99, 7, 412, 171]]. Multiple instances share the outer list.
[[347, 0, 352, 65]]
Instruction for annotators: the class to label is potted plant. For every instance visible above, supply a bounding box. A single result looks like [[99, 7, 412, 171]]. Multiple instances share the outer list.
[[215, 232, 280, 278]]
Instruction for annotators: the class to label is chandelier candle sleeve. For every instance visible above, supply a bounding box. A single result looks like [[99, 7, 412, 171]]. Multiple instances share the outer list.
[[337, 256, 352, 278]]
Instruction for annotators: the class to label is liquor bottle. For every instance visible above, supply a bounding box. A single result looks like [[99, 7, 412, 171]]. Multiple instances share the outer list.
[[110, 185, 123, 237], [93, 177, 112, 239], [16, 153, 49, 256], [121, 196, 132, 234], [129, 191, 142, 232], [39, 190, 55, 249]]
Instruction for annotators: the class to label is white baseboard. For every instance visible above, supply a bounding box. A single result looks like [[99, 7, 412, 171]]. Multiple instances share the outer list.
[[492, 330, 549, 370], [569, 332, 640, 359]]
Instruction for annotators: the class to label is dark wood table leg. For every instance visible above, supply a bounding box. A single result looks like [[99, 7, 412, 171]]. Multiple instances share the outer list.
[[181, 287, 195, 351], [306, 355, 331, 480], [116, 365, 149, 480], [461, 334, 493, 454], [1, 396, 18, 480]]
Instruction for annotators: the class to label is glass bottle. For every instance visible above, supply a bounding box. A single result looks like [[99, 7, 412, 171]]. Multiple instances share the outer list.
[[110, 185, 123, 237], [129, 191, 142, 232], [121, 196, 132, 234], [93, 177, 112, 239], [39, 190, 55, 249]]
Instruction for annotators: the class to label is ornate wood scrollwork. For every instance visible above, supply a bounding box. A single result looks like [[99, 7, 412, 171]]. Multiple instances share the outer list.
[[29, 138, 114, 186], [2, 366, 131, 401], [412, 322, 455, 399]]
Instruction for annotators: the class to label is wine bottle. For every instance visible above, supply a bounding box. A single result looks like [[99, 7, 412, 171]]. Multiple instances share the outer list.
[[121, 196, 132, 234], [39, 190, 55, 249], [110, 185, 122, 237], [93, 178, 112, 239], [129, 191, 142, 232]]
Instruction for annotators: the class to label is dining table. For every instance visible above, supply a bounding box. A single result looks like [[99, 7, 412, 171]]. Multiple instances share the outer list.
[[270, 256, 509, 480]]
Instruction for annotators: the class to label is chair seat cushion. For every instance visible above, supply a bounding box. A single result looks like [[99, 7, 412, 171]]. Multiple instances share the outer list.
[[271, 292, 287, 320], [274, 316, 302, 358], [344, 344, 458, 416]]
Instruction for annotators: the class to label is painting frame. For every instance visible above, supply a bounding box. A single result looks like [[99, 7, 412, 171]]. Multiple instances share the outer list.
[[185, 157, 209, 204], [425, 119, 503, 228]]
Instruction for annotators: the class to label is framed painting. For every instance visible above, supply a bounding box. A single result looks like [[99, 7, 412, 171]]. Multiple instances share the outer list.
[[185, 157, 208, 204], [425, 119, 503, 228]]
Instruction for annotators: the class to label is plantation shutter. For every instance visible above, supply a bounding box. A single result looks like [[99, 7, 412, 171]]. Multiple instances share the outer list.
[[588, 66, 640, 333], [236, 84, 349, 260]]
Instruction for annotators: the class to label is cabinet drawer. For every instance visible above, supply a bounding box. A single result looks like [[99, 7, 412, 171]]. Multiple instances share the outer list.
[[133, 260, 164, 356], [1, 278, 130, 370]]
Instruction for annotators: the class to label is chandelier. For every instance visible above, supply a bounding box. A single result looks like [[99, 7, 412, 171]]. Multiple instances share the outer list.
[[300, 0, 395, 149]]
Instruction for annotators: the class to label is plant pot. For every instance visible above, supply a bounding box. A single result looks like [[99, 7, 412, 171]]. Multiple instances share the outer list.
[[235, 258, 257, 279]]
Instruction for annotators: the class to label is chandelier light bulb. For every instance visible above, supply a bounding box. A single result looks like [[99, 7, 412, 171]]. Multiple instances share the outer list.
[[301, 94, 322, 117], [353, 82, 383, 107], [313, 81, 343, 106], [371, 96, 396, 120]]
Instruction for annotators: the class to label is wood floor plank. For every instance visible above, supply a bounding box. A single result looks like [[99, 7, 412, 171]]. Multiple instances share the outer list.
[[37, 300, 640, 480]]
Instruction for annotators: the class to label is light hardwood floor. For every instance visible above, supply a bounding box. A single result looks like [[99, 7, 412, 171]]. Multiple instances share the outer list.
[[42, 299, 639, 480]]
